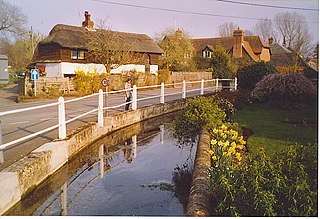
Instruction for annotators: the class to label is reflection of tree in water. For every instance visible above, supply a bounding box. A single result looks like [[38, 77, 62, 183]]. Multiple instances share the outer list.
[[172, 162, 193, 214]]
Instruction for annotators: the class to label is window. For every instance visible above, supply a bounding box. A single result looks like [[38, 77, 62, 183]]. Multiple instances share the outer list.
[[71, 50, 85, 60], [203, 50, 212, 58]]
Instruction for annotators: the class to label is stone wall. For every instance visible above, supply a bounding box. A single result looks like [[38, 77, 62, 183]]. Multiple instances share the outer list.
[[186, 130, 211, 216]]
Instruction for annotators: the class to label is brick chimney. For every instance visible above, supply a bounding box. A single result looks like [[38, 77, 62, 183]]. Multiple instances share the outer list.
[[82, 11, 94, 30], [233, 27, 244, 58]]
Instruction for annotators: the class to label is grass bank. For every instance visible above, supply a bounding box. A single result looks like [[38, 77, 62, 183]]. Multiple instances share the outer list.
[[234, 103, 318, 155]]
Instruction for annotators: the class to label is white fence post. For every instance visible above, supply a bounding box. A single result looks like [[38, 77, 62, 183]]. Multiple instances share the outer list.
[[182, 80, 186, 99], [160, 82, 165, 104], [98, 89, 104, 127], [132, 85, 137, 110], [234, 77, 238, 90], [58, 97, 66, 139], [215, 79, 219, 92], [201, 79, 204, 95]]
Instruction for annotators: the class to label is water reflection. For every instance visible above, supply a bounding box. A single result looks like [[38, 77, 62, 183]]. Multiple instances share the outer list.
[[6, 112, 194, 216]]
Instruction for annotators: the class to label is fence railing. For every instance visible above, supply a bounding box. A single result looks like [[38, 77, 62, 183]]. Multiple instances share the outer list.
[[0, 78, 237, 162]]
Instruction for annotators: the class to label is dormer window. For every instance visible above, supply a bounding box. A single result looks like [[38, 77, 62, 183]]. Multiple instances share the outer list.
[[71, 50, 85, 60], [203, 50, 212, 58]]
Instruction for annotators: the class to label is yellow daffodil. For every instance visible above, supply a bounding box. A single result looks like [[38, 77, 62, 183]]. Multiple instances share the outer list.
[[213, 129, 218, 134], [231, 142, 237, 148], [212, 155, 217, 161], [218, 141, 223, 146], [224, 140, 230, 147], [211, 139, 217, 145], [209, 150, 214, 155]]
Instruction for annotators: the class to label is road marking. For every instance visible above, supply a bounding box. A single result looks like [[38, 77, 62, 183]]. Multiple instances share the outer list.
[[9, 121, 29, 125], [40, 118, 56, 121]]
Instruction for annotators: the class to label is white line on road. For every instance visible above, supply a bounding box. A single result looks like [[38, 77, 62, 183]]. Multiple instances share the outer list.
[[9, 121, 29, 125], [40, 118, 57, 121]]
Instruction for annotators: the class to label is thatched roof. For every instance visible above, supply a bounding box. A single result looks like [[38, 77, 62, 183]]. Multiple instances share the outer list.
[[39, 24, 163, 54]]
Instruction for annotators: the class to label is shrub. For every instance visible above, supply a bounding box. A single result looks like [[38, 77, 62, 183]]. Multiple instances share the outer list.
[[174, 95, 226, 146], [208, 143, 318, 216], [216, 90, 251, 110], [157, 69, 171, 84], [251, 73, 317, 107], [237, 61, 278, 91], [73, 71, 109, 95]]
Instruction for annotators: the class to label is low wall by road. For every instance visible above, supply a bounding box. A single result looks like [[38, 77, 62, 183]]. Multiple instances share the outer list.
[[0, 98, 185, 215]]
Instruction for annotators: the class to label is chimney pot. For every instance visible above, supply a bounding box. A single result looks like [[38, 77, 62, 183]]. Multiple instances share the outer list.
[[82, 11, 94, 30]]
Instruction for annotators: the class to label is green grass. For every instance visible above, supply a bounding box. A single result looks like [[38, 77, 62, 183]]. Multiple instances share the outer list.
[[234, 103, 318, 155]]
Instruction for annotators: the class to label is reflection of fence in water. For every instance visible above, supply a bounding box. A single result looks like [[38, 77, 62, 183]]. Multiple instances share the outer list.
[[56, 125, 166, 216]]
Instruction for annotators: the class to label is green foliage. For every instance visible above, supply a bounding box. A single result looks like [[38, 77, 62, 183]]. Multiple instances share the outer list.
[[210, 45, 236, 79], [209, 144, 318, 216], [237, 61, 278, 91], [251, 73, 317, 107], [174, 95, 226, 145], [157, 69, 171, 84], [157, 28, 196, 71], [216, 90, 251, 110], [73, 71, 109, 95]]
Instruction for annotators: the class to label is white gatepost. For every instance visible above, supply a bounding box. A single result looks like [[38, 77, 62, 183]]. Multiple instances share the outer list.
[[132, 85, 137, 110], [58, 97, 66, 139], [234, 77, 238, 90], [98, 89, 104, 127], [201, 79, 204, 95], [215, 79, 219, 92], [160, 82, 165, 104], [182, 80, 186, 99]]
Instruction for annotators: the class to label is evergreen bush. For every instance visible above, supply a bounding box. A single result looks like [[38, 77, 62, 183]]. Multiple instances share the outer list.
[[237, 61, 278, 91]]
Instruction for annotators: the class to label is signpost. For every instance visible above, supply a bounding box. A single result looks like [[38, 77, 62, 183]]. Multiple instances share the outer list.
[[101, 78, 110, 115], [31, 69, 39, 96]]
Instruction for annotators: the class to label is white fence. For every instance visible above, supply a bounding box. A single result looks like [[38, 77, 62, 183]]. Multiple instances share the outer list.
[[0, 78, 237, 161]]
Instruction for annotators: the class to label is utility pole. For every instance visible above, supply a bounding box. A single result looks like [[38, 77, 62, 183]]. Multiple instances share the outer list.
[[30, 26, 35, 55]]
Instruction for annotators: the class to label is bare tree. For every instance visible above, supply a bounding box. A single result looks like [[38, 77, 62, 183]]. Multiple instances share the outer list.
[[87, 30, 142, 73], [274, 12, 312, 57], [253, 18, 277, 42], [217, 22, 238, 37], [0, 0, 27, 39]]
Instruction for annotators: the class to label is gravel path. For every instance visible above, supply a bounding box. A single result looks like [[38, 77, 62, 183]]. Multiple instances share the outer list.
[[0, 84, 19, 106]]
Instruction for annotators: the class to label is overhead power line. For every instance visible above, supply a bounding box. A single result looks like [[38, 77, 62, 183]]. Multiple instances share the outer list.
[[216, 0, 319, 12], [91, 0, 319, 24]]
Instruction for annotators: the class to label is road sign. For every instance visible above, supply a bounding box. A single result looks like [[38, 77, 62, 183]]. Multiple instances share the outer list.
[[101, 78, 110, 87], [31, 69, 39, 80]]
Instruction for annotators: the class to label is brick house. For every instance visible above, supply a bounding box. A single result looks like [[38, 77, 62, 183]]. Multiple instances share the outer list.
[[193, 28, 271, 62], [30, 11, 163, 77]]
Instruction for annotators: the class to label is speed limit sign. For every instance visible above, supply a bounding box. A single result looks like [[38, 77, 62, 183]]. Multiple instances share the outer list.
[[101, 78, 110, 87]]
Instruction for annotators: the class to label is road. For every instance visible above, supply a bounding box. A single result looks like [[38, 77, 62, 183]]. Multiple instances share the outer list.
[[0, 84, 217, 170]]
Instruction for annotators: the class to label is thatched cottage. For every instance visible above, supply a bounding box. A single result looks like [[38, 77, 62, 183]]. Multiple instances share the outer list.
[[193, 28, 271, 62], [30, 11, 163, 77]]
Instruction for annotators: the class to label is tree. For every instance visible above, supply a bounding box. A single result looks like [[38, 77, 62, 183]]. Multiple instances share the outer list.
[[0, 0, 27, 40], [218, 22, 238, 37], [0, 31, 45, 72], [155, 27, 195, 71], [274, 12, 312, 58], [253, 18, 276, 42], [87, 29, 142, 73], [210, 45, 236, 79]]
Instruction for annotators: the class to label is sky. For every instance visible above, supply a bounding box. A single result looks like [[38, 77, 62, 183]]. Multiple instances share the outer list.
[[8, 0, 320, 44]]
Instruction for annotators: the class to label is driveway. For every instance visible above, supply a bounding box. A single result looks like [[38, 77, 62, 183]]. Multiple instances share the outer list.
[[0, 84, 19, 105]]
